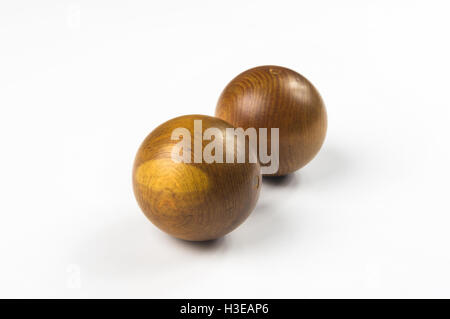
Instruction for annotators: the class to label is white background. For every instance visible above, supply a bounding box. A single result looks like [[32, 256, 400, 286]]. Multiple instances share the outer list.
[[1, 0, 449, 298]]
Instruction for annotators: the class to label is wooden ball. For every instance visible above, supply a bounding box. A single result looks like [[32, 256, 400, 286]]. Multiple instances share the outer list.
[[215, 65, 327, 176], [132, 115, 261, 241]]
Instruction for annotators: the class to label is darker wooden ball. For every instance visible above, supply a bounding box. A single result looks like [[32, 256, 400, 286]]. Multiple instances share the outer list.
[[132, 115, 261, 241], [215, 65, 327, 176]]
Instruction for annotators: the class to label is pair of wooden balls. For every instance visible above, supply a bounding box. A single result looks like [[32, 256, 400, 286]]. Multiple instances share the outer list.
[[133, 65, 327, 241]]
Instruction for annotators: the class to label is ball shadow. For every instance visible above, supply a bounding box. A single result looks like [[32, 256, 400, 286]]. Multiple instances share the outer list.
[[75, 213, 231, 281], [263, 174, 300, 188], [262, 145, 350, 188], [169, 236, 227, 252]]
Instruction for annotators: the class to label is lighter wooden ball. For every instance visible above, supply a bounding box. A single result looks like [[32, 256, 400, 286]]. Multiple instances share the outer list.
[[215, 65, 327, 176], [132, 115, 261, 241]]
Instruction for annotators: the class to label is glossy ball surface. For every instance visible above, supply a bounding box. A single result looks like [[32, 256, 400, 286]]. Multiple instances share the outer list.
[[215, 65, 327, 176], [132, 114, 261, 241]]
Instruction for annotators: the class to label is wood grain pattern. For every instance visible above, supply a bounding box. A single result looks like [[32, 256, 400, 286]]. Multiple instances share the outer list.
[[132, 115, 261, 241], [215, 65, 327, 176]]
